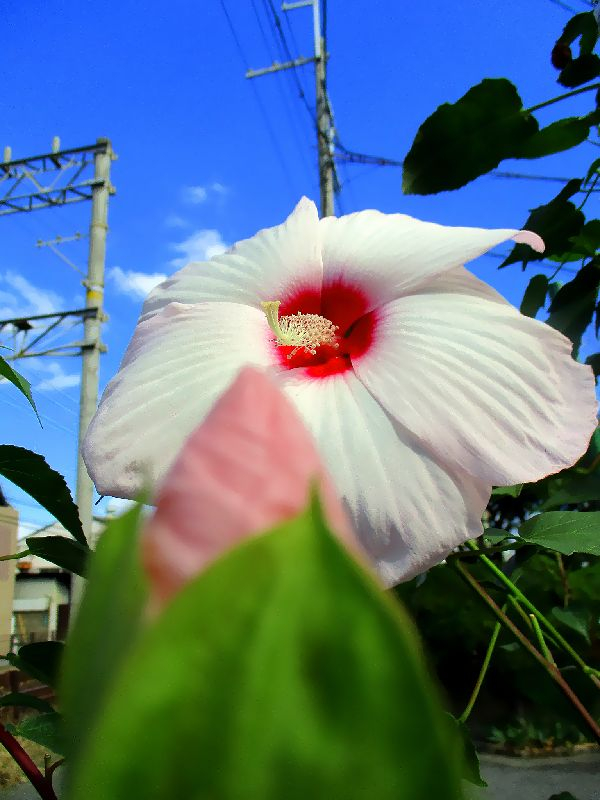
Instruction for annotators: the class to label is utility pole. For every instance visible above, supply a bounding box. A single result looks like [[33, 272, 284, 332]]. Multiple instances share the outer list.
[[0, 137, 115, 618], [247, 0, 336, 217]]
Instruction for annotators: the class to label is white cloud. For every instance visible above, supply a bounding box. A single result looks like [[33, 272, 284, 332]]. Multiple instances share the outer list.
[[164, 213, 188, 229], [182, 182, 228, 205], [108, 267, 167, 301], [0, 272, 63, 319], [170, 229, 229, 269], [34, 361, 80, 392]]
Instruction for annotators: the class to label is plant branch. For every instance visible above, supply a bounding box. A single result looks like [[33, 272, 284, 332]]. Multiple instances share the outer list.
[[458, 616, 502, 724], [465, 540, 600, 688], [0, 550, 30, 562], [453, 560, 600, 744], [526, 83, 600, 114], [0, 723, 57, 800]]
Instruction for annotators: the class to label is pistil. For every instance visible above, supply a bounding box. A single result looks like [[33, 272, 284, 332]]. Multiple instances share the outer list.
[[261, 300, 339, 359]]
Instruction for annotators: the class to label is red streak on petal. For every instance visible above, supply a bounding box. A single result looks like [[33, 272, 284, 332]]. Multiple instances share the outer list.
[[273, 280, 378, 376]]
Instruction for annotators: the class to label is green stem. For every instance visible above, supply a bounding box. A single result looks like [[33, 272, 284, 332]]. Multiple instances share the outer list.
[[525, 83, 600, 114], [465, 540, 600, 686], [530, 614, 555, 665], [0, 550, 30, 562], [453, 560, 600, 744], [458, 617, 502, 724]]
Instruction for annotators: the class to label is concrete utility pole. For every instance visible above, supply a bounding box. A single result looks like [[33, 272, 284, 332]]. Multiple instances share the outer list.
[[246, 0, 336, 218], [0, 137, 115, 618]]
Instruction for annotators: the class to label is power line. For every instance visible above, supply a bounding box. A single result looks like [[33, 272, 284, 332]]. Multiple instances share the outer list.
[[219, 0, 298, 197]]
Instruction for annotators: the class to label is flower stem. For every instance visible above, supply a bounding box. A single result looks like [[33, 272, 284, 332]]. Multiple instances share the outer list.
[[0, 723, 57, 800], [458, 617, 502, 724], [465, 540, 600, 687], [0, 550, 30, 562], [525, 83, 600, 114], [453, 560, 600, 744], [530, 614, 555, 665]]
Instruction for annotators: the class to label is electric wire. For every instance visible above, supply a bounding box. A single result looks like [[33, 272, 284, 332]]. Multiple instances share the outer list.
[[219, 0, 298, 197]]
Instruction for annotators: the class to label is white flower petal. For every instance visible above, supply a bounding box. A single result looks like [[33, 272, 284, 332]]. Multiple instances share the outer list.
[[278, 370, 490, 585], [319, 210, 543, 309], [141, 197, 322, 320], [83, 302, 273, 498], [354, 269, 597, 486]]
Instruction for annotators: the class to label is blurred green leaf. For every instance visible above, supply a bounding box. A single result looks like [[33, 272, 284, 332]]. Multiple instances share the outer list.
[[517, 511, 600, 556], [61, 503, 147, 768], [492, 485, 523, 498], [0, 692, 54, 714], [551, 606, 591, 645], [559, 54, 600, 88], [0, 446, 85, 545], [542, 471, 600, 509], [546, 261, 600, 350], [514, 113, 600, 159], [0, 355, 40, 423], [501, 181, 584, 268], [6, 642, 64, 688], [7, 712, 64, 755], [68, 498, 464, 800], [26, 536, 89, 576], [403, 79, 538, 194], [520, 275, 549, 317], [483, 529, 511, 545]]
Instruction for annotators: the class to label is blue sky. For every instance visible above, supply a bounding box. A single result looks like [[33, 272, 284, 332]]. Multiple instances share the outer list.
[[0, 0, 598, 536]]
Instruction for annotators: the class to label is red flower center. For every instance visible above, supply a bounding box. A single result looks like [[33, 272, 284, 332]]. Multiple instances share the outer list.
[[274, 281, 378, 377]]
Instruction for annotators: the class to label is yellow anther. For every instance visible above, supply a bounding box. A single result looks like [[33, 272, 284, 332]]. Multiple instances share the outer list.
[[261, 300, 339, 358]]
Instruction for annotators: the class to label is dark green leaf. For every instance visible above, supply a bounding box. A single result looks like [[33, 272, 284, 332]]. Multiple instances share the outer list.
[[492, 484, 524, 498], [403, 79, 538, 194], [586, 352, 600, 377], [542, 471, 600, 509], [0, 692, 54, 714], [520, 275, 549, 317], [26, 536, 89, 576], [67, 499, 464, 800], [60, 503, 147, 766], [551, 606, 591, 645], [6, 642, 64, 688], [557, 12, 598, 54], [0, 446, 85, 544], [0, 355, 40, 423], [7, 712, 64, 755], [559, 54, 600, 88], [483, 529, 511, 545], [501, 181, 584, 268], [447, 716, 487, 788], [517, 511, 600, 556], [546, 261, 600, 350], [584, 157, 600, 186], [563, 219, 600, 260], [514, 113, 599, 160]]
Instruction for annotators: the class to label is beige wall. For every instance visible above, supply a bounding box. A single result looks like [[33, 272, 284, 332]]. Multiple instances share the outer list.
[[0, 506, 18, 652]]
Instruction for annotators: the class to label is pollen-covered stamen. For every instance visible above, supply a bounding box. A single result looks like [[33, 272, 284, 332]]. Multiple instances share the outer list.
[[261, 300, 339, 359]]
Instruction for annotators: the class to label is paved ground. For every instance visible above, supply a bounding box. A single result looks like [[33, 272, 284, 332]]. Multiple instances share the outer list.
[[2, 752, 598, 798]]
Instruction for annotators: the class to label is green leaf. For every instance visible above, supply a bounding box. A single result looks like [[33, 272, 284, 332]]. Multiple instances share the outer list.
[[514, 113, 600, 160], [557, 219, 600, 262], [557, 12, 599, 54], [584, 157, 600, 187], [559, 54, 600, 88], [483, 529, 511, 546], [520, 275, 549, 317], [501, 181, 585, 268], [67, 499, 464, 800], [60, 503, 147, 767], [403, 79, 538, 195], [551, 606, 591, 645], [0, 445, 85, 544], [448, 716, 487, 788], [0, 692, 54, 714], [491, 484, 523, 498], [7, 712, 64, 755], [542, 471, 600, 509], [517, 511, 600, 556], [586, 352, 600, 377], [0, 354, 40, 423], [546, 261, 600, 350], [26, 536, 89, 576], [6, 642, 64, 688]]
